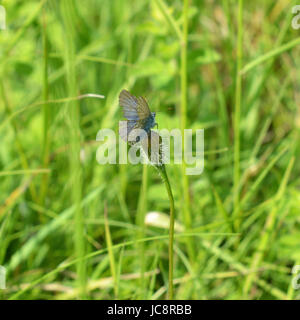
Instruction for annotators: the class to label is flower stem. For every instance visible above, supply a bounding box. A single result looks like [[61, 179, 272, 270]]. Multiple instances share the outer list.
[[233, 0, 243, 231], [157, 165, 175, 300]]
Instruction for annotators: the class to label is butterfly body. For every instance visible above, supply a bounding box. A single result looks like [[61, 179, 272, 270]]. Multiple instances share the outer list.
[[119, 90, 157, 142], [141, 111, 156, 133]]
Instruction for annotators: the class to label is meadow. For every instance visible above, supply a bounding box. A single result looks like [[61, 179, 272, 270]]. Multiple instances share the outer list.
[[0, 0, 300, 300]]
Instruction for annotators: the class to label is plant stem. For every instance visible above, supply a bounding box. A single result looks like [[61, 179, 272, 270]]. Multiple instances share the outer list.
[[157, 165, 175, 300], [61, 0, 86, 299], [233, 0, 243, 231], [180, 0, 194, 261], [104, 203, 118, 298], [136, 164, 148, 299], [40, 7, 50, 209]]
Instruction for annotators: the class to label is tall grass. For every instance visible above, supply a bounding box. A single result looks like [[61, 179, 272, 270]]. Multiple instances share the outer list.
[[180, 0, 195, 263], [159, 166, 175, 300], [233, 0, 243, 231], [40, 8, 50, 209], [136, 164, 148, 299], [0, 0, 299, 300], [61, 0, 86, 299]]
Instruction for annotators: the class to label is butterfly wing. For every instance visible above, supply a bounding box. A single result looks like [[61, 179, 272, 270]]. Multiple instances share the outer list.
[[136, 96, 151, 120], [119, 120, 136, 141], [119, 90, 139, 120], [119, 119, 148, 143], [119, 90, 151, 120], [119, 90, 152, 143]]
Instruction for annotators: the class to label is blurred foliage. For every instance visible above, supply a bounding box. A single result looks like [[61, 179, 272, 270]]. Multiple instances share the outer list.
[[0, 0, 299, 300]]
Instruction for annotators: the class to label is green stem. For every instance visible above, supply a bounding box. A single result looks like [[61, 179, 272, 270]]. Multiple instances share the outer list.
[[40, 7, 50, 209], [136, 164, 148, 299], [61, 0, 86, 299], [233, 0, 243, 231], [104, 203, 118, 298], [157, 165, 175, 300], [180, 0, 194, 262]]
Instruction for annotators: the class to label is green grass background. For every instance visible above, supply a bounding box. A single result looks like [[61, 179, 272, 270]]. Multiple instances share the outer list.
[[0, 0, 300, 300]]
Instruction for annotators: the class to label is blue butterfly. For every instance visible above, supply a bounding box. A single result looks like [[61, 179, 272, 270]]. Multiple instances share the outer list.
[[119, 89, 157, 143]]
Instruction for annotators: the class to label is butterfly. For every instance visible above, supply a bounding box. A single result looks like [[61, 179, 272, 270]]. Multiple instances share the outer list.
[[119, 89, 157, 143]]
